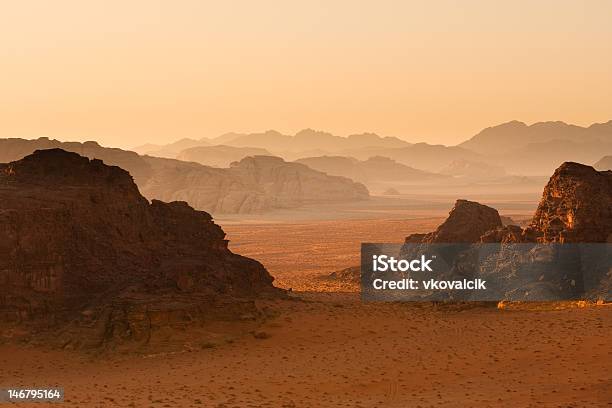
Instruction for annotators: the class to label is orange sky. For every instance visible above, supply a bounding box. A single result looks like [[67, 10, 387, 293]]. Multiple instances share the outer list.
[[1, 0, 611, 148]]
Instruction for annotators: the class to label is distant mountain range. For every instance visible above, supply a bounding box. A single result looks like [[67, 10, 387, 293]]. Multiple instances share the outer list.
[[133, 129, 410, 158], [295, 156, 447, 187], [177, 145, 271, 167], [459, 120, 612, 174], [132, 120, 611, 176], [459, 120, 611, 154]]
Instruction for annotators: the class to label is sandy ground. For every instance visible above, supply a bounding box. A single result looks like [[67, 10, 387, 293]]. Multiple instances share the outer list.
[[221, 211, 532, 291], [3, 207, 610, 407], [223, 216, 444, 291], [1, 294, 610, 407]]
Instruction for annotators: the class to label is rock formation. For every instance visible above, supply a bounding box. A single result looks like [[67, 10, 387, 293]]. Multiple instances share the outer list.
[[528, 162, 612, 243], [337, 162, 611, 299], [412, 163, 612, 245], [405, 199, 502, 244], [0, 149, 282, 349], [0, 138, 370, 214], [228, 156, 369, 206]]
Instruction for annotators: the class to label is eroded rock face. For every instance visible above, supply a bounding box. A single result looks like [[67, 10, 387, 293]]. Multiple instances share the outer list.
[[407, 199, 502, 244], [0, 149, 281, 348], [229, 155, 369, 206], [529, 162, 612, 243], [0, 138, 370, 214]]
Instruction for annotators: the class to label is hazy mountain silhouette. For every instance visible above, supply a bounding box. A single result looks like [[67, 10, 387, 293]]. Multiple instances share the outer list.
[[332, 143, 484, 173], [133, 121, 611, 175], [133, 137, 210, 158], [497, 138, 612, 174], [135, 129, 412, 159], [295, 155, 446, 187], [177, 145, 271, 167], [594, 156, 612, 170], [440, 159, 506, 180], [220, 129, 411, 153], [457, 120, 612, 174], [459, 120, 610, 154]]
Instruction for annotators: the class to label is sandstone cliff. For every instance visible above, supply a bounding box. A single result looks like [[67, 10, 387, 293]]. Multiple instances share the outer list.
[[0, 138, 370, 214], [405, 199, 502, 244], [528, 162, 612, 243], [0, 149, 281, 349], [333, 162, 611, 299], [228, 156, 369, 206]]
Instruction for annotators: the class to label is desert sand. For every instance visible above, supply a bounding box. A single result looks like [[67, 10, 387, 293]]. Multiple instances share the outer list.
[[2, 294, 610, 407], [2, 209, 611, 407]]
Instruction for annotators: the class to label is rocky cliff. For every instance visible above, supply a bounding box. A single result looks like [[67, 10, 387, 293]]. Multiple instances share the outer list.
[[402, 163, 611, 300], [405, 199, 502, 244], [229, 155, 369, 206], [0, 138, 370, 214], [0, 149, 281, 349], [528, 162, 612, 243], [411, 163, 612, 245], [333, 162, 611, 299]]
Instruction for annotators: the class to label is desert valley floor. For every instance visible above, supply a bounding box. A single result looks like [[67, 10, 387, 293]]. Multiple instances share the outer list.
[[1, 200, 611, 407]]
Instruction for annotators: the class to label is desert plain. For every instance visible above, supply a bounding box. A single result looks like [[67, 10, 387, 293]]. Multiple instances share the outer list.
[[1, 198, 610, 408]]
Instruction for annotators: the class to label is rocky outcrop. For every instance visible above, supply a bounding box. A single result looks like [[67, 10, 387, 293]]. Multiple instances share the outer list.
[[0, 149, 282, 349], [0, 138, 370, 214], [528, 162, 612, 243], [405, 199, 502, 244], [424, 163, 612, 245], [402, 163, 611, 299], [228, 156, 369, 206]]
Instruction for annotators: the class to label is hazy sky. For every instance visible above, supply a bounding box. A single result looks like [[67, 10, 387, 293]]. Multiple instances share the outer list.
[[1, 0, 611, 148]]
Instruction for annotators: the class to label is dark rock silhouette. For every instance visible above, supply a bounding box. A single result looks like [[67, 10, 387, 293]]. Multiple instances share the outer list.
[[0, 149, 282, 348], [405, 199, 502, 244]]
